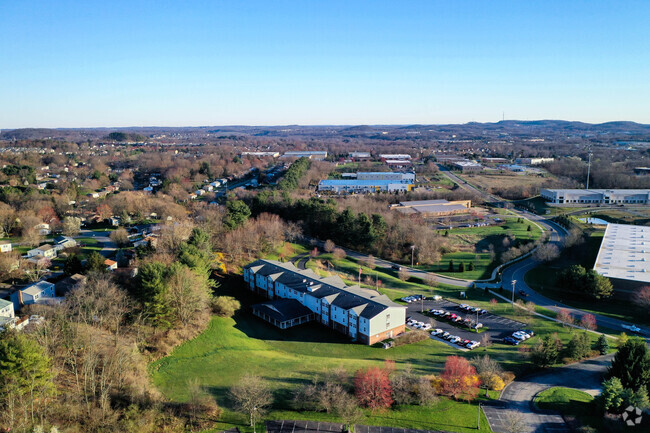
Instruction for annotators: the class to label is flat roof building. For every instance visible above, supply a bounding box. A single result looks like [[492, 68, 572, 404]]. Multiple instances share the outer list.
[[282, 151, 328, 160], [515, 157, 554, 165], [452, 160, 483, 172], [541, 189, 650, 205], [241, 151, 280, 158], [379, 154, 411, 160], [391, 199, 471, 217], [244, 259, 406, 344], [318, 179, 413, 194], [593, 223, 650, 284], [356, 172, 415, 182]]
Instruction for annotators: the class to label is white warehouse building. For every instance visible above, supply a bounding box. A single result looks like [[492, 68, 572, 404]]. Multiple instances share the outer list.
[[540, 189, 650, 205]]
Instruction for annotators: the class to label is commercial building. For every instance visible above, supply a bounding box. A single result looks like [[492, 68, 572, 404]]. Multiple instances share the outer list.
[[452, 160, 484, 173], [282, 151, 328, 160], [318, 179, 413, 194], [391, 199, 472, 217], [348, 152, 371, 160], [540, 189, 650, 205], [379, 154, 411, 160], [593, 223, 650, 285], [241, 151, 280, 158], [356, 172, 415, 182], [515, 157, 554, 165], [244, 259, 406, 344]]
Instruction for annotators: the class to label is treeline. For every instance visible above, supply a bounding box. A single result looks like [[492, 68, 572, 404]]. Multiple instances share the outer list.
[[250, 194, 445, 264], [556, 264, 613, 300], [278, 157, 310, 191]]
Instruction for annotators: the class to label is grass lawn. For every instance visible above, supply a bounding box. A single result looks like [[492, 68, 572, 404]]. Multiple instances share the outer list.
[[415, 217, 543, 280], [534, 387, 603, 431], [76, 237, 104, 252]]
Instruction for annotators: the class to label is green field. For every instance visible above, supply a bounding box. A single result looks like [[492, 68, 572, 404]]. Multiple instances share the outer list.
[[417, 217, 543, 280], [534, 387, 603, 431]]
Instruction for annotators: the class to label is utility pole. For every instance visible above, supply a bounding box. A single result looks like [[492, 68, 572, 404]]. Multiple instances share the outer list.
[[410, 245, 415, 267], [586, 145, 593, 189], [477, 402, 481, 430]]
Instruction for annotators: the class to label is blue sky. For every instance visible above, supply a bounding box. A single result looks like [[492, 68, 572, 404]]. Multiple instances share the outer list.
[[1, 1, 649, 128]]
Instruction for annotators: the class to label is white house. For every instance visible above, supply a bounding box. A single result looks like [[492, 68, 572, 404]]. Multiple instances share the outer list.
[[104, 259, 118, 271], [10, 281, 56, 311], [0, 298, 15, 329], [54, 236, 77, 251], [0, 241, 12, 253], [34, 223, 51, 235], [27, 244, 57, 259]]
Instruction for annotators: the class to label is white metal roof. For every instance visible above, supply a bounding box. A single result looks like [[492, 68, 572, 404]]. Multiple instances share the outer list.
[[593, 223, 650, 283]]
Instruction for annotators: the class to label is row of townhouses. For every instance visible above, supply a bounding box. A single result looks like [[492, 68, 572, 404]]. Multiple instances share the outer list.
[[243, 259, 406, 345]]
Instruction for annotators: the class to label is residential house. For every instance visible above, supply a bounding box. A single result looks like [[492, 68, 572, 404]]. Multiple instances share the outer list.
[[104, 259, 118, 271], [55, 273, 87, 296], [10, 281, 56, 311], [34, 223, 51, 235], [0, 298, 15, 330], [243, 259, 406, 345], [53, 236, 77, 251], [27, 244, 57, 259], [0, 241, 12, 253]]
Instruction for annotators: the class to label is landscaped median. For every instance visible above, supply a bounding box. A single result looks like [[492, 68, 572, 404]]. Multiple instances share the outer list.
[[533, 387, 603, 431]]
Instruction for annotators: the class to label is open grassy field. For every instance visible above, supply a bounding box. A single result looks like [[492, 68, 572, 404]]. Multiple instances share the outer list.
[[534, 387, 603, 431], [459, 173, 552, 193], [415, 217, 543, 280]]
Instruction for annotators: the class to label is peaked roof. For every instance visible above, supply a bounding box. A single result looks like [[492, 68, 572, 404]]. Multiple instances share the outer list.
[[245, 259, 404, 319]]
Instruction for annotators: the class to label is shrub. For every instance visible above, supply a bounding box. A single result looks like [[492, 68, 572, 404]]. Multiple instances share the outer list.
[[211, 296, 241, 318], [393, 330, 429, 346]]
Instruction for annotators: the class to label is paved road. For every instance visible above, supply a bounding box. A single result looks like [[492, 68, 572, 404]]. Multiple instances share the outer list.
[[75, 229, 117, 257], [483, 354, 614, 433]]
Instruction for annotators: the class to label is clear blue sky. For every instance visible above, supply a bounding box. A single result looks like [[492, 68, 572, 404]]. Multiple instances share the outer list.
[[1, 1, 649, 128]]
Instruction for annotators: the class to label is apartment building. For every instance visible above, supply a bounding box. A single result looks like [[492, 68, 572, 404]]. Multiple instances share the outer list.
[[243, 259, 406, 345]]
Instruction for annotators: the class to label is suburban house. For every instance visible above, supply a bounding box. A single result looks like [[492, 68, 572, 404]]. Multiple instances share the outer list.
[[10, 281, 56, 311], [0, 298, 15, 330], [54, 236, 77, 251], [0, 241, 12, 253], [243, 259, 406, 345], [104, 259, 118, 271], [55, 273, 87, 295], [27, 244, 57, 259], [34, 223, 51, 235]]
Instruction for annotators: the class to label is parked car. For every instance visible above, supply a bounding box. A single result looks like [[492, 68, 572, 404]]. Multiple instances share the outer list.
[[441, 331, 450, 339], [449, 336, 461, 344], [504, 336, 520, 345], [472, 323, 483, 329], [479, 309, 488, 315], [432, 295, 442, 301], [512, 331, 530, 340], [431, 328, 443, 336], [421, 323, 432, 331], [466, 341, 480, 350], [521, 329, 535, 337]]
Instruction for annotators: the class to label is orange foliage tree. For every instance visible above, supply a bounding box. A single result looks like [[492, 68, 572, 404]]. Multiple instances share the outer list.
[[354, 366, 393, 410], [439, 356, 480, 401]]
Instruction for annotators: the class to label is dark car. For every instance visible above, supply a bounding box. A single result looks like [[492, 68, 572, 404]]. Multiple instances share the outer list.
[[522, 329, 535, 336], [504, 337, 520, 346], [518, 290, 528, 297], [391, 264, 402, 271]]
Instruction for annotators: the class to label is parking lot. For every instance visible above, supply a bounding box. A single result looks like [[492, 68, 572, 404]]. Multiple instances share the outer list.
[[405, 298, 527, 350], [266, 421, 448, 433]]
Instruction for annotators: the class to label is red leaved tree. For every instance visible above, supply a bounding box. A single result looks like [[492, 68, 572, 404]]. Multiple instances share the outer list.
[[579, 313, 597, 331], [354, 366, 393, 410], [557, 308, 574, 328], [636, 286, 650, 309], [439, 356, 480, 401]]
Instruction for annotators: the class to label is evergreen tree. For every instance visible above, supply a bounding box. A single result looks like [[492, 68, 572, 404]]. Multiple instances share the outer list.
[[458, 262, 465, 272], [607, 338, 650, 391], [85, 251, 106, 273], [224, 200, 251, 229], [596, 334, 609, 355], [600, 377, 624, 413], [448, 260, 454, 272], [64, 254, 83, 275]]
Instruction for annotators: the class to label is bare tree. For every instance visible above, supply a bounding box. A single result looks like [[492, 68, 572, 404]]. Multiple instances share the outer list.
[[62, 216, 82, 237], [230, 375, 272, 428], [109, 228, 130, 247], [334, 393, 364, 432], [324, 239, 335, 253], [398, 268, 410, 282], [532, 243, 560, 262], [332, 248, 346, 260], [362, 255, 376, 269], [503, 411, 527, 433], [473, 354, 503, 396]]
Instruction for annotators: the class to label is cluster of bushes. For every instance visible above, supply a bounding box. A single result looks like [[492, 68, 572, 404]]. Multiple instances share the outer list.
[[556, 265, 613, 300], [531, 332, 607, 367], [278, 157, 311, 191]]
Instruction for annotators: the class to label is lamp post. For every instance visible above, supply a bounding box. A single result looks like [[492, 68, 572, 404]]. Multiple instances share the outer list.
[[511, 279, 517, 310], [477, 402, 481, 430], [410, 245, 415, 267]]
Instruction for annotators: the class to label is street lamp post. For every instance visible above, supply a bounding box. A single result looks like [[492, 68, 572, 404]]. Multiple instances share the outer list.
[[410, 245, 415, 267], [511, 279, 517, 309], [477, 402, 481, 430]]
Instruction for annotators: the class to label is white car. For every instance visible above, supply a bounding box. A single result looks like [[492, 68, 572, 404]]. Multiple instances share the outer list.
[[431, 328, 443, 336], [432, 295, 442, 301], [421, 323, 432, 331], [622, 324, 641, 333], [449, 336, 461, 344], [512, 331, 530, 340], [466, 341, 480, 350]]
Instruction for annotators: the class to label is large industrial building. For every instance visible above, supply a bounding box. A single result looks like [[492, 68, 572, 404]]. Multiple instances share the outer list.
[[593, 223, 650, 285], [318, 172, 415, 193], [540, 189, 650, 205], [391, 199, 472, 217], [281, 151, 328, 160], [243, 259, 406, 344], [318, 179, 413, 193], [452, 160, 484, 173]]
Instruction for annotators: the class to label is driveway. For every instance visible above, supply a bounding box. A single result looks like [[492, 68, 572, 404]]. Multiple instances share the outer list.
[[75, 229, 118, 257], [483, 354, 614, 433]]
